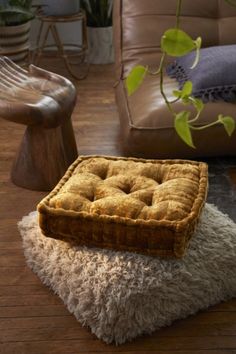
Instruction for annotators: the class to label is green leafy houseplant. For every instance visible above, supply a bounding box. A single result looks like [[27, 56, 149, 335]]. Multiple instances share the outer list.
[[81, 0, 114, 64], [126, 0, 236, 148], [81, 0, 113, 27], [0, 0, 34, 26]]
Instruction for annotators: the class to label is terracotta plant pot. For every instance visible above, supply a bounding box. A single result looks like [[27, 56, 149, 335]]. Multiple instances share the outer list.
[[42, 0, 80, 16], [0, 21, 31, 64], [87, 26, 114, 64]]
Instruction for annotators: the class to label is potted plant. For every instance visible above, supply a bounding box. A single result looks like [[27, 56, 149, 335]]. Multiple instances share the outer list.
[[81, 0, 114, 64], [0, 0, 34, 63]]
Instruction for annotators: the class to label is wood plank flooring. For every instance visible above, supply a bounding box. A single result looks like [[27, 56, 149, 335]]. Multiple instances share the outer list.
[[0, 59, 236, 354]]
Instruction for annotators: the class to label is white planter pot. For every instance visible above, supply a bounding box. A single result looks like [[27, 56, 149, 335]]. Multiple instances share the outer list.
[[0, 22, 31, 63], [42, 0, 80, 16], [87, 26, 114, 64]]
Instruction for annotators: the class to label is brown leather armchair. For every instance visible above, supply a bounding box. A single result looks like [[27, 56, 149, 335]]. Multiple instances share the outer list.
[[113, 0, 236, 158]]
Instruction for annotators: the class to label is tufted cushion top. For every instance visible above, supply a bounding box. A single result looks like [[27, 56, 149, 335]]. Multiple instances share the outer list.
[[38, 156, 208, 258], [48, 156, 206, 222]]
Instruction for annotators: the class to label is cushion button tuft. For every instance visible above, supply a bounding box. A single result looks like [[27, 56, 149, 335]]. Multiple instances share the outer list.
[[87, 194, 95, 202]]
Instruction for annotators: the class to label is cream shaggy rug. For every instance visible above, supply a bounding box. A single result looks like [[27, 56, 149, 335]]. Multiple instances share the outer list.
[[18, 203, 236, 345]]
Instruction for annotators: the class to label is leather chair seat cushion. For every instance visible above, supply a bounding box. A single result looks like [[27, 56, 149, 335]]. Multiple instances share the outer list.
[[113, 0, 236, 158], [127, 74, 236, 129], [116, 74, 236, 158], [38, 155, 208, 258]]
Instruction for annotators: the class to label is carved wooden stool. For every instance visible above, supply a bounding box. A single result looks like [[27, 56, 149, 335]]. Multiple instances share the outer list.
[[0, 56, 78, 191]]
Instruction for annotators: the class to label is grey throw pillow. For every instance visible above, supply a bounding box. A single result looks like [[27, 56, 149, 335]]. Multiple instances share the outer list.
[[166, 45, 236, 103]]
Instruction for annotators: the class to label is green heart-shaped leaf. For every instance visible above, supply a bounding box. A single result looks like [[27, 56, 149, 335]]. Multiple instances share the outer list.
[[190, 97, 204, 113], [173, 90, 182, 99], [181, 81, 193, 97], [125, 65, 147, 96], [175, 111, 195, 148], [173, 81, 192, 100], [161, 28, 195, 57], [218, 115, 235, 136]]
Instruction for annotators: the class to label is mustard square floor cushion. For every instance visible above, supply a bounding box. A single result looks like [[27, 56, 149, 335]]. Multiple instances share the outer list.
[[37, 156, 208, 258]]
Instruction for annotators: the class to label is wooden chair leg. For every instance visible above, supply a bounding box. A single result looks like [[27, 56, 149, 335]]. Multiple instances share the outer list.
[[11, 118, 78, 191]]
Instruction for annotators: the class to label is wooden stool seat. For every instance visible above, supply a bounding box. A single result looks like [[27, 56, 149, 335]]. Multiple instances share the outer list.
[[0, 56, 78, 191]]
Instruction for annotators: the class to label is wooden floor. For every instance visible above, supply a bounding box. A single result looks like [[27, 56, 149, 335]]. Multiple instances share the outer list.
[[0, 59, 236, 354]]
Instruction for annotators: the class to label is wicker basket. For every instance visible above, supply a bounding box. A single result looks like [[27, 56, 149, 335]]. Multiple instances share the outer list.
[[0, 22, 30, 64], [38, 155, 208, 258]]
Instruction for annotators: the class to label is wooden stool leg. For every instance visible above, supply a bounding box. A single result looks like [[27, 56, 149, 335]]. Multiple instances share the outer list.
[[11, 118, 78, 191], [60, 118, 78, 163]]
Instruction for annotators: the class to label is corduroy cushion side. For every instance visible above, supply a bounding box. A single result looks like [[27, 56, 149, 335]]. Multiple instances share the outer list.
[[37, 156, 208, 258]]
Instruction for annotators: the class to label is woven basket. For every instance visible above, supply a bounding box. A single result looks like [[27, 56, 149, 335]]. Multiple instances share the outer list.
[[0, 22, 30, 64], [38, 156, 208, 258]]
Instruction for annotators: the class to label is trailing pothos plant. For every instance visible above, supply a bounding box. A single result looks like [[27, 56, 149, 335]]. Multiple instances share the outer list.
[[126, 0, 236, 148]]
